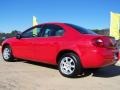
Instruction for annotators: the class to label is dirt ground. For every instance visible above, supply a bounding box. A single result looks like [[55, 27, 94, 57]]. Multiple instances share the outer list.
[[0, 53, 120, 90]]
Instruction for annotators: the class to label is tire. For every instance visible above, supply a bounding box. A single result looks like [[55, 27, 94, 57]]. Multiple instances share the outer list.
[[58, 53, 83, 77], [2, 45, 14, 62]]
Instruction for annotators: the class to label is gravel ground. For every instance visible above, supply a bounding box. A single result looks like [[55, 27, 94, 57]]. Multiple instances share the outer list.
[[0, 53, 120, 90]]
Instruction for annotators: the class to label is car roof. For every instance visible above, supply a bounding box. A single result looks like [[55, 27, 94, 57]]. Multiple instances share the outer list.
[[43, 22, 64, 24], [36, 22, 65, 26], [26, 22, 67, 31]]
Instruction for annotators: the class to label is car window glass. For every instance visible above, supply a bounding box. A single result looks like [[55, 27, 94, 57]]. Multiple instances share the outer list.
[[42, 25, 64, 37], [22, 27, 42, 38], [55, 29, 64, 36], [44, 29, 51, 37], [66, 23, 96, 34], [22, 30, 33, 38]]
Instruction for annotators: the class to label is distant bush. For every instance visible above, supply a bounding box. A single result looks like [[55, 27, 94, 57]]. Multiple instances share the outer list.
[[92, 29, 109, 36], [0, 30, 18, 45]]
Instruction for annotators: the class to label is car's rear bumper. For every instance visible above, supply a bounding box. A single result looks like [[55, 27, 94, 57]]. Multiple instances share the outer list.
[[80, 48, 119, 68]]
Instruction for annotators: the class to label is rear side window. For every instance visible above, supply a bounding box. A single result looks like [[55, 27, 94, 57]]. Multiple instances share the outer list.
[[42, 24, 64, 37], [66, 23, 96, 34]]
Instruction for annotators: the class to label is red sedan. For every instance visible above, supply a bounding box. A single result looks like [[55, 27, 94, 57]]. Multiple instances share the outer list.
[[1, 23, 119, 77]]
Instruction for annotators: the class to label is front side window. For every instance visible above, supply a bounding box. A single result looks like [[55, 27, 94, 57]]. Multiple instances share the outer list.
[[42, 24, 64, 37], [22, 26, 42, 38]]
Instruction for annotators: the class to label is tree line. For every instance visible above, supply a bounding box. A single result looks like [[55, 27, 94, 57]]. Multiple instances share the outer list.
[[0, 30, 18, 45]]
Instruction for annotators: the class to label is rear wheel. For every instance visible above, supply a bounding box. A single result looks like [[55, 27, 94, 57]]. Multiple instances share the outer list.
[[2, 45, 14, 62], [58, 53, 83, 77]]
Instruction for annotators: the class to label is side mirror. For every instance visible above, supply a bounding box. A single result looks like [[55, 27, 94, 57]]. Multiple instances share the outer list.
[[16, 34, 22, 39]]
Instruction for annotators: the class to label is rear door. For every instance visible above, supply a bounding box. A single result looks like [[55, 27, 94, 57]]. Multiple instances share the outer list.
[[34, 24, 64, 64]]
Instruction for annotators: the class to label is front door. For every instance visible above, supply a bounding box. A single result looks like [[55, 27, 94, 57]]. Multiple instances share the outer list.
[[12, 26, 42, 60]]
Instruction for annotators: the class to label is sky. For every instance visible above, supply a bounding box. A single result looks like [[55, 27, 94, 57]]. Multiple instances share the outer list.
[[0, 0, 120, 33]]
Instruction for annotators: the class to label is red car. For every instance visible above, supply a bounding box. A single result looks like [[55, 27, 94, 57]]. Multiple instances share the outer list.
[[1, 22, 119, 77]]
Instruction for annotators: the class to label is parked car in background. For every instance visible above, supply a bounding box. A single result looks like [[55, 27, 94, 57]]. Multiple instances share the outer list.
[[1, 22, 119, 77]]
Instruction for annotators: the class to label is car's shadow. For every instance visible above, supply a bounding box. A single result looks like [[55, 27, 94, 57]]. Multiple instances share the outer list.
[[92, 65, 120, 78], [77, 65, 120, 78], [15, 59, 58, 70], [14, 59, 120, 78]]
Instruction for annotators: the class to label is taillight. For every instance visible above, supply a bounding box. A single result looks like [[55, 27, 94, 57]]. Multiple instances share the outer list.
[[92, 37, 117, 48], [92, 38, 105, 47]]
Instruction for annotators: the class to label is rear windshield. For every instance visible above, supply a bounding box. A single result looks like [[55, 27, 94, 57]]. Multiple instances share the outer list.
[[66, 23, 96, 34]]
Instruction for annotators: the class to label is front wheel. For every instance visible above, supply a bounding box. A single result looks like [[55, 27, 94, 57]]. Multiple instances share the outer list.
[[2, 45, 14, 62], [58, 53, 83, 77]]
